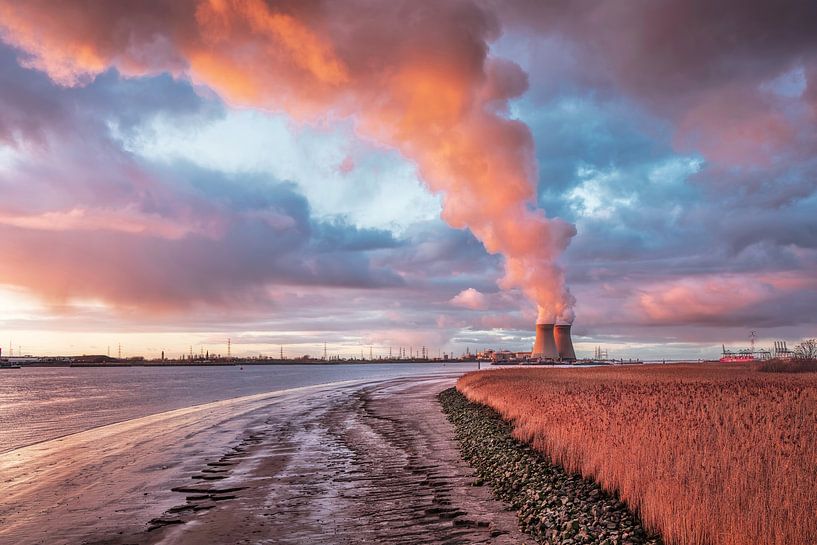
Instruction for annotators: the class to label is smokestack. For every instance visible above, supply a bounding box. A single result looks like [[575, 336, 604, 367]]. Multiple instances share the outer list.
[[554, 324, 577, 361], [532, 323, 558, 359]]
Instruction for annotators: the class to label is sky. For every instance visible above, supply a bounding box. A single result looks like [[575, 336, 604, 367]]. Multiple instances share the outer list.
[[0, 0, 816, 360]]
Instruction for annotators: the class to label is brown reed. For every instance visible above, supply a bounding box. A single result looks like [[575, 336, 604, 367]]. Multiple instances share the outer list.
[[756, 358, 817, 373], [457, 363, 817, 545]]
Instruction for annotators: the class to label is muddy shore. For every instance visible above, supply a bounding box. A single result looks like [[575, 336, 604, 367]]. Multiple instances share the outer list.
[[73, 375, 531, 545]]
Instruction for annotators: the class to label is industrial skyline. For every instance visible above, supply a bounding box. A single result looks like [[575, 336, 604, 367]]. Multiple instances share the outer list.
[[3, 330, 805, 363]]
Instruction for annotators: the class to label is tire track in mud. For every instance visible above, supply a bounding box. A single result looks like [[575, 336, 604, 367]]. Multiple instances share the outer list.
[[316, 387, 497, 544]]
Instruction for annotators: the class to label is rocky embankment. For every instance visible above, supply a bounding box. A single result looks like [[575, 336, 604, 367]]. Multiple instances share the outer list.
[[439, 388, 663, 545]]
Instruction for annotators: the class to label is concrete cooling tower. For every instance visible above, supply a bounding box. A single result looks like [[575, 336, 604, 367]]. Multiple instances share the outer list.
[[554, 324, 577, 361], [532, 323, 558, 359]]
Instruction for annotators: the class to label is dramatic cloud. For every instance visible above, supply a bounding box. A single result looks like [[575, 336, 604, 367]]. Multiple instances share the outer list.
[[0, 43, 403, 310], [0, 0, 578, 323], [493, 0, 817, 348], [1, 1, 816, 357]]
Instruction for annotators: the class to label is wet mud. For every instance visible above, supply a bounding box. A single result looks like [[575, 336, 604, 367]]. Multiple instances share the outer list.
[[87, 377, 531, 545]]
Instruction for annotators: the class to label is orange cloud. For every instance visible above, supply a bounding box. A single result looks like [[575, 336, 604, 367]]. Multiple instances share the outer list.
[[0, 0, 577, 321]]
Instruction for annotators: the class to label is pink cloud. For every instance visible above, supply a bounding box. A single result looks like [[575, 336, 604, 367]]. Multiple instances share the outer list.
[[674, 87, 797, 167], [449, 287, 487, 309], [337, 155, 355, 175], [637, 276, 775, 323], [0, 206, 221, 239], [0, 0, 577, 323]]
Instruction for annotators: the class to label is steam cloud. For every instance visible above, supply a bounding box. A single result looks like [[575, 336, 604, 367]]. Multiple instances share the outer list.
[[0, 0, 577, 323]]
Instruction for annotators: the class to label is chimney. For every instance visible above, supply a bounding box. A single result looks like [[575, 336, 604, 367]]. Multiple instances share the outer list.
[[554, 324, 577, 361], [532, 323, 558, 359]]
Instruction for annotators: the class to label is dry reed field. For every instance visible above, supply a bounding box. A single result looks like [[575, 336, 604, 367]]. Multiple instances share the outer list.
[[457, 363, 817, 545]]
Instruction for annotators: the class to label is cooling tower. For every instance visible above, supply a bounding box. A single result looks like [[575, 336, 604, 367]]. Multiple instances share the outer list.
[[554, 324, 577, 361], [532, 323, 558, 359]]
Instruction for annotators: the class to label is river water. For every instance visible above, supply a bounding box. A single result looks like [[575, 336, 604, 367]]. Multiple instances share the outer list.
[[0, 362, 478, 454]]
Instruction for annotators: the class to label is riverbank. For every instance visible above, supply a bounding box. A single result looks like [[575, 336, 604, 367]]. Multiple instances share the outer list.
[[439, 388, 661, 545], [1, 374, 531, 545]]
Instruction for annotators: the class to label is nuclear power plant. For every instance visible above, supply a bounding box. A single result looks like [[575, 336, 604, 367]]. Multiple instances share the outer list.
[[532, 323, 577, 361], [474, 320, 580, 364]]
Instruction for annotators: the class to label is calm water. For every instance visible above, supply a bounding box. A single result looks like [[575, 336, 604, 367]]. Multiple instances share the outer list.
[[0, 362, 477, 453]]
